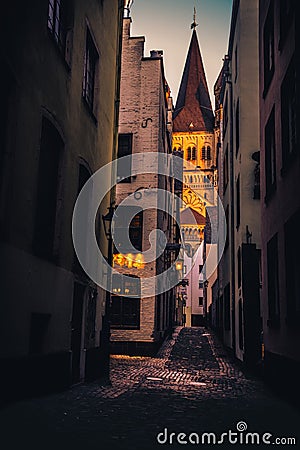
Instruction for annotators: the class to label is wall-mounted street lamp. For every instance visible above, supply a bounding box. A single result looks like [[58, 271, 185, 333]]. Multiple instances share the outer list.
[[175, 261, 183, 271], [178, 279, 189, 287], [102, 204, 115, 241]]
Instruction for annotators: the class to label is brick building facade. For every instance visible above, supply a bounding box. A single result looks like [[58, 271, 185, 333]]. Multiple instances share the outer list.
[[110, 17, 177, 356]]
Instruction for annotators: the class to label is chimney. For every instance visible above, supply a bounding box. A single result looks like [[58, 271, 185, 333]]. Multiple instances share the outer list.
[[150, 50, 163, 58]]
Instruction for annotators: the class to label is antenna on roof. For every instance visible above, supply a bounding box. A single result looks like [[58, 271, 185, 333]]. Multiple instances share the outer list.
[[191, 6, 198, 29]]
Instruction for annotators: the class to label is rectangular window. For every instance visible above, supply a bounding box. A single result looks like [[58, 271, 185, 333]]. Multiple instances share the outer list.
[[223, 93, 228, 135], [263, 2, 275, 95], [47, 0, 72, 63], [198, 264, 203, 274], [111, 275, 140, 329], [237, 246, 241, 288], [223, 145, 229, 193], [117, 133, 132, 183], [267, 234, 280, 326], [236, 175, 240, 229], [224, 283, 230, 331], [199, 280, 204, 289], [225, 205, 229, 249], [183, 265, 187, 275], [129, 210, 143, 251], [113, 205, 143, 253], [83, 28, 99, 113], [73, 163, 91, 275], [265, 107, 276, 199], [279, 0, 295, 49], [281, 58, 297, 170], [235, 99, 240, 155], [33, 118, 63, 261], [198, 297, 203, 306], [285, 209, 300, 325]]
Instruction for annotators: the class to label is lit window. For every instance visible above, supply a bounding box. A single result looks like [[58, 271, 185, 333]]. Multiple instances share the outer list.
[[201, 145, 211, 160], [111, 275, 140, 329]]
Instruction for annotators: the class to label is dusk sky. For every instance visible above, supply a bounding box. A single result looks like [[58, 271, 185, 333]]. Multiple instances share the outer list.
[[130, 0, 233, 105]]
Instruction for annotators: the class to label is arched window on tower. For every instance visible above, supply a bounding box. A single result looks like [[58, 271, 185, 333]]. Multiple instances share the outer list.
[[173, 145, 182, 152], [191, 146, 197, 160], [207, 146, 211, 160], [187, 147, 191, 160], [201, 144, 212, 160]]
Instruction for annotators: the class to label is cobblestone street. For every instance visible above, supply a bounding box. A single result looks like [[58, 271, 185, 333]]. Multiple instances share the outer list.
[[1, 328, 299, 449]]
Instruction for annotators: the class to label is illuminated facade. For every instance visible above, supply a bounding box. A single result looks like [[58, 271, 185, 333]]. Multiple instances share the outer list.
[[172, 26, 217, 325]]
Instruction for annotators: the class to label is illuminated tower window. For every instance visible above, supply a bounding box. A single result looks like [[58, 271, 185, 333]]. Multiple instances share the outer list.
[[191, 146, 197, 160], [201, 145, 211, 160]]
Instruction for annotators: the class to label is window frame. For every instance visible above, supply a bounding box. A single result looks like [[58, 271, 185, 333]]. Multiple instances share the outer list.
[[236, 174, 240, 229], [267, 233, 280, 328], [235, 99, 240, 155], [265, 107, 277, 201], [117, 133, 133, 183], [263, 2, 275, 97], [47, 0, 73, 66], [281, 57, 297, 173], [33, 116, 64, 262], [223, 145, 229, 194], [113, 205, 143, 254], [82, 26, 99, 118], [224, 283, 231, 331], [111, 275, 141, 330], [279, 0, 295, 50]]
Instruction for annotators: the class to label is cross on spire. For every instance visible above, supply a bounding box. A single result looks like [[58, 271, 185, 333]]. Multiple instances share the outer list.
[[191, 6, 198, 29]]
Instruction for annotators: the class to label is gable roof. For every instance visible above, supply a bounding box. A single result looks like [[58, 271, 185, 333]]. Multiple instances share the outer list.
[[173, 30, 214, 133], [180, 206, 206, 226]]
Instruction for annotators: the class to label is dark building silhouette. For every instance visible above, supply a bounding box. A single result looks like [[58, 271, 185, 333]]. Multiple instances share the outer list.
[[0, 0, 124, 401], [259, 0, 299, 401]]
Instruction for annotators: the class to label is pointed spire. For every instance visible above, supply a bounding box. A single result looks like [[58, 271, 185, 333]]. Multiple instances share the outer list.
[[191, 6, 198, 30], [173, 28, 214, 132]]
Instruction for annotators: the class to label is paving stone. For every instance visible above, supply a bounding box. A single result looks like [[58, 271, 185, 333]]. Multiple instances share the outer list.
[[0, 327, 299, 450]]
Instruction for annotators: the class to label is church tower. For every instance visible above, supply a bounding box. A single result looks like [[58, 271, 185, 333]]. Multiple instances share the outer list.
[[173, 15, 216, 219], [173, 11, 217, 327]]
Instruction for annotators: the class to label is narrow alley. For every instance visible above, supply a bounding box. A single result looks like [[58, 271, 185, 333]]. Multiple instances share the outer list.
[[1, 327, 299, 449]]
